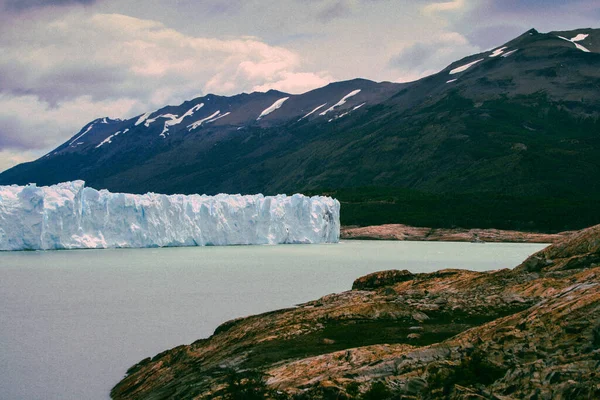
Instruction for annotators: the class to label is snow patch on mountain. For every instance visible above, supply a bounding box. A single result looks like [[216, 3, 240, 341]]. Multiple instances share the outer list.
[[135, 112, 152, 126], [257, 97, 290, 120], [160, 103, 205, 137], [449, 59, 483, 74], [69, 123, 95, 146], [573, 42, 590, 52], [0, 181, 340, 250], [557, 35, 591, 52], [571, 33, 589, 42], [501, 49, 518, 57], [206, 112, 231, 124], [299, 103, 327, 121], [96, 131, 121, 148], [353, 102, 366, 111], [489, 46, 507, 57], [144, 114, 178, 129], [188, 111, 221, 131], [320, 90, 361, 116], [446, 78, 458, 83]]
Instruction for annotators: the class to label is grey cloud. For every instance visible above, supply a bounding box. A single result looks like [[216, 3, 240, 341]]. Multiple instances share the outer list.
[[388, 33, 480, 81], [488, 0, 584, 13], [2, 0, 96, 12], [0, 115, 52, 150], [201, 0, 246, 15], [466, 25, 526, 49], [390, 42, 438, 70], [0, 63, 132, 105], [269, 32, 321, 46], [316, 0, 353, 22]]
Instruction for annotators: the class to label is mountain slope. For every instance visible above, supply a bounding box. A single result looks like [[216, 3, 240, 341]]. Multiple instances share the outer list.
[[2, 28, 600, 231]]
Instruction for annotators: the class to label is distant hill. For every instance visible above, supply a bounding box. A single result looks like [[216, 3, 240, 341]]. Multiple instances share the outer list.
[[2, 28, 600, 232]]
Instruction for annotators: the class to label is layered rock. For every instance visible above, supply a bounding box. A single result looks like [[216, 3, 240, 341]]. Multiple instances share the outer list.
[[112, 224, 600, 399]]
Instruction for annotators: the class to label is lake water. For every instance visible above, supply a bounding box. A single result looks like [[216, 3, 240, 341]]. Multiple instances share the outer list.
[[0, 241, 547, 400]]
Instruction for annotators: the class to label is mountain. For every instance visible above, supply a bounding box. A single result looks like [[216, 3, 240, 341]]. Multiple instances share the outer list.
[[2, 28, 600, 231]]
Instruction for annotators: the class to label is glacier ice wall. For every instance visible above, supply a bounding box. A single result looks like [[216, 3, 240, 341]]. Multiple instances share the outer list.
[[0, 181, 340, 251]]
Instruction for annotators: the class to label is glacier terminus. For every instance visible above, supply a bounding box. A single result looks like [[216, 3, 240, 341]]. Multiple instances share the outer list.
[[0, 181, 340, 251]]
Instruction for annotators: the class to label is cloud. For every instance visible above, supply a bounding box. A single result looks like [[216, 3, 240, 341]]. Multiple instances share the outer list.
[[0, 13, 330, 103], [466, 24, 525, 49], [389, 31, 479, 82], [200, 0, 246, 15], [316, 0, 354, 22], [252, 71, 334, 93], [1, 0, 96, 12], [0, 149, 44, 173], [422, 0, 465, 15], [487, 0, 583, 13]]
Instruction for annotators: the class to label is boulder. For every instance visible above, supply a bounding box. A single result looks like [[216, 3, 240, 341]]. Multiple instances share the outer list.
[[352, 269, 415, 290]]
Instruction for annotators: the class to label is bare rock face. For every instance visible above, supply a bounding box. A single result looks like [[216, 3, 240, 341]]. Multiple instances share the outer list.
[[111, 224, 600, 400], [352, 269, 414, 290], [516, 223, 600, 272]]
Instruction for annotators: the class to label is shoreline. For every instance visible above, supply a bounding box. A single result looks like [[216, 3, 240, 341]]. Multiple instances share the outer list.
[[341, 223, 573, 243], [112, 224, 600, 399]]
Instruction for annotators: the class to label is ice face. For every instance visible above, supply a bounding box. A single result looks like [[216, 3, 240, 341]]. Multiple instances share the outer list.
[[0, 181, 340, 251]]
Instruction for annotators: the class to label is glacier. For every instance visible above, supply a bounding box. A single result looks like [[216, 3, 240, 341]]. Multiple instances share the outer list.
[[0, 181, 340, 251]]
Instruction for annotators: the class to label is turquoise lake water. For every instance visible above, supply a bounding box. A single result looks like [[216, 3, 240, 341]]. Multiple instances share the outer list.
[[0, 241, 547, 399]]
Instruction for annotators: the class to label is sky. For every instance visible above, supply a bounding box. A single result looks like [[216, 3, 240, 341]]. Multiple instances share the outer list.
[[0, 0, 598, 172]]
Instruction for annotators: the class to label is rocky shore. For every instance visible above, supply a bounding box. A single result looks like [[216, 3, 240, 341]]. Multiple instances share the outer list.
[[341, 224, 573, 243], [112, 225, 600, 399]]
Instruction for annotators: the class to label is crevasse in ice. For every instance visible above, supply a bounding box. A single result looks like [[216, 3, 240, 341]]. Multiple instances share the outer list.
[[0, 181, 340, 250]]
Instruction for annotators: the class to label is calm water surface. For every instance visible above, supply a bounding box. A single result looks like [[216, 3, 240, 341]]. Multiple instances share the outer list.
[[0, 241, 547, 400]]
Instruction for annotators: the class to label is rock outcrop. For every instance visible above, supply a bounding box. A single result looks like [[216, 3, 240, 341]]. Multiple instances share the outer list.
[[112, 224, 600, 400], [351, 269, 415, 290], [341, 224, 573, 243]]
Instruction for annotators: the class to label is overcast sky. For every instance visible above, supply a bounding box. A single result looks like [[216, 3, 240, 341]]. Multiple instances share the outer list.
[[0, 0, 598, 172]]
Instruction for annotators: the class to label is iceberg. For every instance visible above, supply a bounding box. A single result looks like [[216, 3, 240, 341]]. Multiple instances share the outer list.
[[0, 181, 340, 251]]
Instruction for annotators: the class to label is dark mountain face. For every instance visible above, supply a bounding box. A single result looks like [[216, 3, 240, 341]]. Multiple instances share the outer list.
[[2, 28, 600, 231]]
